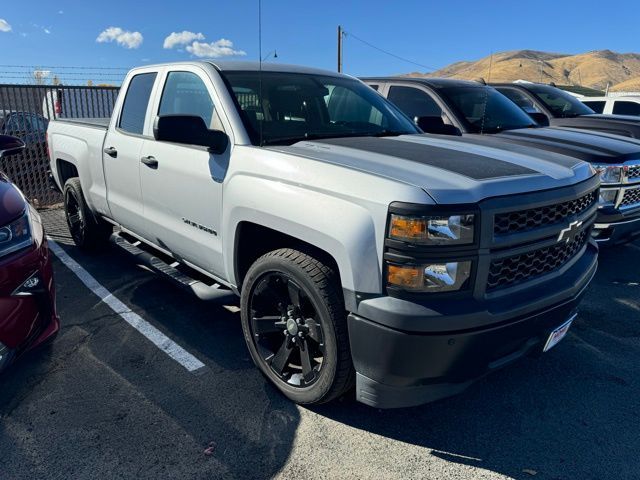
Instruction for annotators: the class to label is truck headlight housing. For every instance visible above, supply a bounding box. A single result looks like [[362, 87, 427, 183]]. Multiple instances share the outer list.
[[594, 165, 622, 184], [0, 211, 33, 259], [389, 213, 475, 245], [387, 261, 472, 292]]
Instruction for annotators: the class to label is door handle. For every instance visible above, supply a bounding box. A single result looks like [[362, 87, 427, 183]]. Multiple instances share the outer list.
[[103, 147, 118, 158], [141, 155, 159, 169]]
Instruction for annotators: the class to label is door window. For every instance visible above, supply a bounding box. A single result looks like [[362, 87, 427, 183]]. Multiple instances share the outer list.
[[583, 101, 606, 113], [612, 101, 640, 116], [119, 72, 157, 135], [159, 71, 218, 129], [387, 86, 442, 119], [498, 88, 541, 113]]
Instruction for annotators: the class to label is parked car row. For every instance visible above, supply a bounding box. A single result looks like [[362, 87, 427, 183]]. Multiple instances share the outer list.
[[4, 61, 640, 410], [362, 77, 640, 245]]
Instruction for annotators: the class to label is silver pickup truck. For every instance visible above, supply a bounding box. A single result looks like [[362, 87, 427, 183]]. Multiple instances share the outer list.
[[47, 61, 599, 408]]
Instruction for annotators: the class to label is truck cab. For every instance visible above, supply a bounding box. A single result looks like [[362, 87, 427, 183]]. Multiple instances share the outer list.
[[48, 62, 598, 408]]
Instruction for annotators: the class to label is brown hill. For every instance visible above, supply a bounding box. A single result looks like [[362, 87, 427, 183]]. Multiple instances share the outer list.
[[404, 50, 640, 91]]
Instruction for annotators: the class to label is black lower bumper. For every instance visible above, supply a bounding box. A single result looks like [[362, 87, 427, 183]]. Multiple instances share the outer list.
[[348, 245, 597, 409]]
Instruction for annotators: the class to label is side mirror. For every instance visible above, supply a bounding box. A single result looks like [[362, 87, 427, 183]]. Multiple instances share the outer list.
[[0, 135, 26, 159], [153, 115, 229, 155], [416, 116, 461, 136], [527, 112, 550, 127]]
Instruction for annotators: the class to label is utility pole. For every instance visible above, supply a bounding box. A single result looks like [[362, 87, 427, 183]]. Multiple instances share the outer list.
[[337, 25, 343, 73]]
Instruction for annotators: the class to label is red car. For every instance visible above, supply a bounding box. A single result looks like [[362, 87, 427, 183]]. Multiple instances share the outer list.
[[0, 135, 59, 371]]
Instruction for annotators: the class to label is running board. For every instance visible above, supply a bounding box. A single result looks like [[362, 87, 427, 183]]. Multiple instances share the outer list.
[[110, 232, 236, 302]]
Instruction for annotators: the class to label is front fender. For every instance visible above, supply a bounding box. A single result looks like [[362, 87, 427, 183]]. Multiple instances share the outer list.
[[224, 177, 384, 295]]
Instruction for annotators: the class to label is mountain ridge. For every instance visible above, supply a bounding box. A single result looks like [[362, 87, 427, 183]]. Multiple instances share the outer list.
[[403, 50, 640, 91]]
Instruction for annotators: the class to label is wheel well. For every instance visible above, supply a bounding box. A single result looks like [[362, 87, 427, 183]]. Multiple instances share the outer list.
[[235, 222, 342, 292], [56, 159, 79, 187]]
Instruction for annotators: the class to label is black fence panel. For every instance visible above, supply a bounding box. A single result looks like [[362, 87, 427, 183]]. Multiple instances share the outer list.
[[0, 84, 120, 206]]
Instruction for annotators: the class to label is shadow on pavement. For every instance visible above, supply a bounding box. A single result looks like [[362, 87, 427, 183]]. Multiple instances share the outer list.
[[311, 243, 640, 480]]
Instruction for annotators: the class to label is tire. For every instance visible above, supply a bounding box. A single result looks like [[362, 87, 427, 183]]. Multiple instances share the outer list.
[[240, 248, 355, 405], [63, 178, 112, 250]]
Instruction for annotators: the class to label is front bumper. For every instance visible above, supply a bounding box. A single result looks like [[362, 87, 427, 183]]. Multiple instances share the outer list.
[[349, 242, 597, 409], [0, 236, 59, 372], [593, 205, 640, 245]]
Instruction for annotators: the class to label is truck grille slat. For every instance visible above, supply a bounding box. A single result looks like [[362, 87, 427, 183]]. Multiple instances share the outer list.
[[487, 230, 589, 291], [494, 190, 597, 235], [620, 188, 640, 208], [628, 165, 640, 180]]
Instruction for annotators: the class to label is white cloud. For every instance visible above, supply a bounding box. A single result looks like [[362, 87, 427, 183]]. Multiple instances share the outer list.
[[163, 30, 204, 49], [44, 28, 51, 34], [96, 27, 143, 49], [58, 10, 64, 14], [0, 19, 12, 32], [186, 38, 246, 58]]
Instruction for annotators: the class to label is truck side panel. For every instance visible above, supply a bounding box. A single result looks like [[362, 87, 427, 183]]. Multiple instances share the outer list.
[[49, 122, 109, 216]]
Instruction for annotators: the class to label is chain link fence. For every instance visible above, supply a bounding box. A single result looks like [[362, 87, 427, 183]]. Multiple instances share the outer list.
[[0, 84, 120, 206]]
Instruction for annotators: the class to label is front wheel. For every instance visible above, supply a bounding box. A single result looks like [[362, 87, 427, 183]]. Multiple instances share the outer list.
[[240, 248, 354, 405]]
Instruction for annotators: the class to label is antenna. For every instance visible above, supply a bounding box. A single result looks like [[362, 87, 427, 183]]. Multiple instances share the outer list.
[[337, 26, 343, 72], [258, 0, 264, 146]]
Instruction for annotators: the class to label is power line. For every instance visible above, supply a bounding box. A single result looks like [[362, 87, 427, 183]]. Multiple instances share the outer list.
[[343, 30, 441, 72]]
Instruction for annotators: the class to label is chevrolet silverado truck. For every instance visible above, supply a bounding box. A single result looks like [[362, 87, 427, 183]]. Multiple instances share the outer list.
[[493, 82, 640, 139], [47, 62, 598, 408], [364, 77, 640, 245]]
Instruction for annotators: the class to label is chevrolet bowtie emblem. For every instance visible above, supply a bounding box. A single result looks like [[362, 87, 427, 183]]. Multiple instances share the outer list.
[[557, 220, 583, 244]]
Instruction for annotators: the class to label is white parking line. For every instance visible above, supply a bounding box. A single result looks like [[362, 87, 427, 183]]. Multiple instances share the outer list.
[[48, 239, 206, 373]]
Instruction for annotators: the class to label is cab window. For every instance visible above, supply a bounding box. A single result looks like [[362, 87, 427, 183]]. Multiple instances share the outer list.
[[119, 73, 157, 135], [159, 71, 221, 129], [387, 86, 442, 119], [612, 101, 640, 116]]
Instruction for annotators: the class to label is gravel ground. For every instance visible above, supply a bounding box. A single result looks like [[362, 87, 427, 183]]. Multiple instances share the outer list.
[[0, 208, 638, 480]]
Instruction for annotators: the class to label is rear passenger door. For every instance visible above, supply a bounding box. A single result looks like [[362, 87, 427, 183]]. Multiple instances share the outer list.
[[138, 67, 229, 277], [103, 70, 158, 234]]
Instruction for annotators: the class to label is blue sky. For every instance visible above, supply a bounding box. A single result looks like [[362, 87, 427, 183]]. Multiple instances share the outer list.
[[0, 0, 639, 82]]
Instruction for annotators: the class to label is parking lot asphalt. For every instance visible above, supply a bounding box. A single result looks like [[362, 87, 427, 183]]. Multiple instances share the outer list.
[[1, 207, 639, 480]]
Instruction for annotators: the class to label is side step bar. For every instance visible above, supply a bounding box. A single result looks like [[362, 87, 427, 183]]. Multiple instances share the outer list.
[[110, 232, 236, 302]]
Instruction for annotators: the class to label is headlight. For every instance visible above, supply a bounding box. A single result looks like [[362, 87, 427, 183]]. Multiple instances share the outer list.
[[598, 189, 618, 206], [389, 213, 475, 245], [387, 261, 472, 292], [594, 165, 622, 184], [0, 211, 33, 258]]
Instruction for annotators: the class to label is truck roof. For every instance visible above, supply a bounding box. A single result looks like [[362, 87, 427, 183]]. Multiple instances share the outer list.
[[130, 61, 343, 78], [361, 77, 483, 89]]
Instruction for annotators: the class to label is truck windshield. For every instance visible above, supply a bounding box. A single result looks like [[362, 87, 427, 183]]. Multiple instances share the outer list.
[[439, 86, 537, 134], [525, 84, 595, 118], [221, 71, 419, 146]]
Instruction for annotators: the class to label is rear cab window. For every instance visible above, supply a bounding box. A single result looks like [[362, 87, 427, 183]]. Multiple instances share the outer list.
[[612, 101, 640, 116], [119, 72, 157, 135]]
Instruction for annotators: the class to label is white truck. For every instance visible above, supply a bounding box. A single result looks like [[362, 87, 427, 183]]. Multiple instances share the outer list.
[[47, 61, 599, 408]]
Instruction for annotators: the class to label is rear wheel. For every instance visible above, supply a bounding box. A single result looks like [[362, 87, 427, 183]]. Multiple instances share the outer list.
[[63, 178, 112, 250], [240, 248, 354, 405]]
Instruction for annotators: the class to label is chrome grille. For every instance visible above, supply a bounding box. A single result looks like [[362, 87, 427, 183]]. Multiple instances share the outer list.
[[487, 230, 589, 291], [620, 188, 640, 208], [494, 190, 597, 236], [628, 165, 640, 181]]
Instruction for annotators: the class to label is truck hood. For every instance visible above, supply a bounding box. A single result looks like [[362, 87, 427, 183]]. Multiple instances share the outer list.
[[0, 174, 26, 226], [471, 127, 640, 165], [269, 135, 594, 204], [550, 114, 640, 140]]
